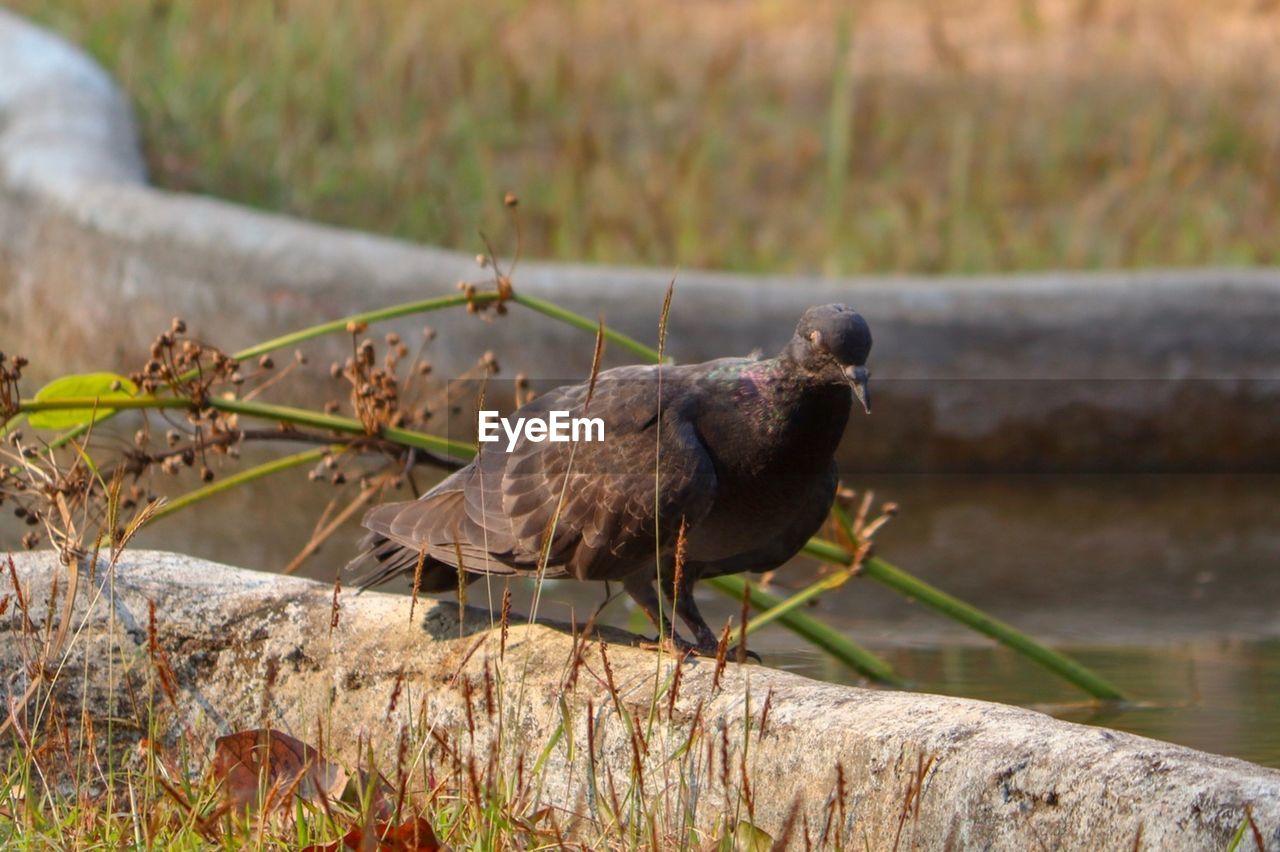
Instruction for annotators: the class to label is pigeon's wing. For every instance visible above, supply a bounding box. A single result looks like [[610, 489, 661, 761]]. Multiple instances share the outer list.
[[359, 366, 718, 582], [694, 460, 838, 579]]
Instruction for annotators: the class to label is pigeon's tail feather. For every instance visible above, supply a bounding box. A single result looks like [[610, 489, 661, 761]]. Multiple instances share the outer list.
[[346, 496, 470, 591], [345, 532, 464, 591]]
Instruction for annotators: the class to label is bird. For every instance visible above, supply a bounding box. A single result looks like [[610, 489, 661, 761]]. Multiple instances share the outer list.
[[348, 304, 872, 656]]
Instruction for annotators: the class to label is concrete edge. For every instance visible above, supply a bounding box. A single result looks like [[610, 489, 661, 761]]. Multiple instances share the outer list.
[[2, 549, 1278, 849]]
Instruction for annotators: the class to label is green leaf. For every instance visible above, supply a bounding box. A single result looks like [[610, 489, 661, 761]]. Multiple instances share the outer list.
[[27, 373, 141, 430], [733, 820, 772, 852]]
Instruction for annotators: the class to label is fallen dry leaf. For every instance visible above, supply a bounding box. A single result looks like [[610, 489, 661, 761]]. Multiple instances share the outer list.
[[210, 728, 347, 814]]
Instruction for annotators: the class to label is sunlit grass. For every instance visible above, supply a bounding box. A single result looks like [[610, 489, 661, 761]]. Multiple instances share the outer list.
[[7, 0, 1279, 275]]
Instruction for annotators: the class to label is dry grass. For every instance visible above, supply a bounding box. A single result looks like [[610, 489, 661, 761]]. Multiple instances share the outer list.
[[7, 0, 1280, 275]]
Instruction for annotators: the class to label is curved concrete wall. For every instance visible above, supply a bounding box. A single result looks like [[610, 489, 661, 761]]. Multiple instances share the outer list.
[[2, 9, 1278, 472], [6, 551, 1280, 849]]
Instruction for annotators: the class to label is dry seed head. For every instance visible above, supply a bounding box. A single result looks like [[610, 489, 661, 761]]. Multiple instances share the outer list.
[[258, 355, 274, 370], [346, 320, 368, 335], [503, 191, 519, 207]]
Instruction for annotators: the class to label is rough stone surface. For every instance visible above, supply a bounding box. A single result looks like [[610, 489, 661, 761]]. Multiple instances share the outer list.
[[2, 9, 1280, 472], [3, 549, 1279, 849]]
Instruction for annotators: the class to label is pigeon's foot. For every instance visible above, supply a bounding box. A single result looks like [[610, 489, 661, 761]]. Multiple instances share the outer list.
[[638, 635, 696, 657], [729, 645, 764, 664], [638, 635, 762, 663]]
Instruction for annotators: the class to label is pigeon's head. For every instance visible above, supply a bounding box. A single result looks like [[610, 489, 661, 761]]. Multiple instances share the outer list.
[[790, 304, 873, 413]]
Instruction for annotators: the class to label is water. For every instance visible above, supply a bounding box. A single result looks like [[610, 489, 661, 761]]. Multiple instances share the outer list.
[[11, 454, 1280, 768], [768, 641, 1280, 769]]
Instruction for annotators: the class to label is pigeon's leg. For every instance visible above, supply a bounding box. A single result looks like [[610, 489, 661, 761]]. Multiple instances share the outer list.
[[666, 572, 762, 663], [676, 599, 763, 663], [668, 575, 720, 650], [623, 573, 693, 654]]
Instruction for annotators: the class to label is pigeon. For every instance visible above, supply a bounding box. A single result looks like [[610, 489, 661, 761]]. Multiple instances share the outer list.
[[349, 304, 872, 655]]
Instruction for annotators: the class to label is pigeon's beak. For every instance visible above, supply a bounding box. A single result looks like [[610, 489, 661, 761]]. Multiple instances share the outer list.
[[844, 365, 871, 414]]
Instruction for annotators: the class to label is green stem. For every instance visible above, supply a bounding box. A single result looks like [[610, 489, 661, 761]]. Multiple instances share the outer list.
[[512, 292, 666, 363], [209, 397, 474, 459], [17, 397, 188, 413], [145, 447, 331, 527], [803, 533, 1128, 701], [706, 574, 902, 686], [232, 292, 494, 362], [743, 571, 850, 634], [18, 396, 475, 460], [42, 292, 500, 450]]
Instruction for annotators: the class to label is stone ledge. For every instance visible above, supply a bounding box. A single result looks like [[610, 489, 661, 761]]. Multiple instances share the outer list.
[[3, 549, 1279, 849]]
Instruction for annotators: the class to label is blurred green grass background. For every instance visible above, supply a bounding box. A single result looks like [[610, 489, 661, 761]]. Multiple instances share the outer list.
[[8, 0, 1279, 275]]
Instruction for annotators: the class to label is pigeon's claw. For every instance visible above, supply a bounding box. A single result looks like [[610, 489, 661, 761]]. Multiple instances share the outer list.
[[638, 636, 762, 664], [638, 634, 697, 657]]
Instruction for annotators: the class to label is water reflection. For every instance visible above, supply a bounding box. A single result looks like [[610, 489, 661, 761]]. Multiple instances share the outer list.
[[769, 640, 1280, 770]]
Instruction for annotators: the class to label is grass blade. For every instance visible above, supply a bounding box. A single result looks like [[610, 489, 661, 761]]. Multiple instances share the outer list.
[[705, 574, 902, 686]]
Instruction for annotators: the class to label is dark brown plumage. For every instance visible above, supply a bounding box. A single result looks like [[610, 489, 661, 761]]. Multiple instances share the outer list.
[[349, 304, 872, 654]]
